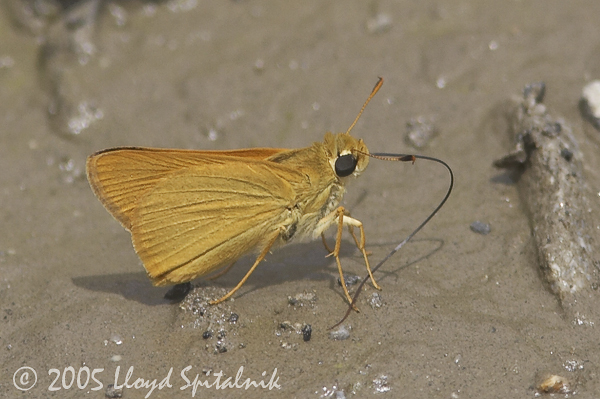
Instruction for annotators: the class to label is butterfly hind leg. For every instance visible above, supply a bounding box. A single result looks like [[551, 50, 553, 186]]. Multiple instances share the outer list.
[[206, 262, 237, 281], [209, 232, 280, 305]]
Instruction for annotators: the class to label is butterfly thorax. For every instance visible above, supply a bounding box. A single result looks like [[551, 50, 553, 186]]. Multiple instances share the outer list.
[[267, 132, 368, 242]]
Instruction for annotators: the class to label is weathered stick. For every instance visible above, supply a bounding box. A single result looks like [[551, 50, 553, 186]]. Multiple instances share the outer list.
[[495, 83, 599, 324]]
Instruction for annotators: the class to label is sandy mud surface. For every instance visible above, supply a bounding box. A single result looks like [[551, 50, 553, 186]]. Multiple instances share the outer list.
[[1, 1, 600, 398]]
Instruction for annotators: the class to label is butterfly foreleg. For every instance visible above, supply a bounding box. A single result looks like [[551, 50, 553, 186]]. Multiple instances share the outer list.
[[320, 207, 381, 311]]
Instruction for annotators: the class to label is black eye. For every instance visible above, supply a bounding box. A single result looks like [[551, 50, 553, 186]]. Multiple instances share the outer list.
[[335, 154, 357, 177]]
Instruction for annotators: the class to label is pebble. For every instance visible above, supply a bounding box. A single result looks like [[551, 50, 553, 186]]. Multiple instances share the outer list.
[[582, 81, 600, 118], [105, 384, 123, 398], [337, 275, 360, 287], [228, 313, 239, 323], [405, 116, 438, 148], [288, 291, 316, 306], [537, 374, 571, 394], [302, 324, 312, 342], [369, 292, 384, 309], [329, 324, 350, 340], [470, 221, 491, 235], [366, 13, 392, 34], [581, 80, 600, 130]]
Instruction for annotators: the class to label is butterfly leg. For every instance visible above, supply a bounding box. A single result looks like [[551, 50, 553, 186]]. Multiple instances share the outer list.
[[333, 209, 373, 258], [320, 207, 354, 256], [347, 225, 373, 256], [328, 207, 361, 311], [343, 216, 381, 291], [210, 232, 280, 305], [321, 233, 334, 254], [206, 262, 236, 281], [322, 209, 368, 255]]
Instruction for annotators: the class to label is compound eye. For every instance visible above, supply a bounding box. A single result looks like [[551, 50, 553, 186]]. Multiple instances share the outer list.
[[335, 153, 357, 177]]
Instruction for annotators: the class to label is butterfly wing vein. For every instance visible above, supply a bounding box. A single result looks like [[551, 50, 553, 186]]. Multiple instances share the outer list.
[[131, 163, 299, 285]]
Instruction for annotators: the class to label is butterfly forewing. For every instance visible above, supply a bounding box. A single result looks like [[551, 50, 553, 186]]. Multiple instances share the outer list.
[[86, 147, 286, 229], [130, 161, 304, 285]]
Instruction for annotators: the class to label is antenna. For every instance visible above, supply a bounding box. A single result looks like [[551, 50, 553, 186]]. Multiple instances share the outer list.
[[330, 153, 454, 329], [345, 77, 384, 135]]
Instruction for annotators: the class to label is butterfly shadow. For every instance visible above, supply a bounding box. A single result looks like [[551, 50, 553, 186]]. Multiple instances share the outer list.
[[202, 239, 354, 297], [70, 239, 347, 306], [217, 236, 445, 303], [370, 237, 445, 280], [71, 272, 175, 306], [71, 237, 443, 306]]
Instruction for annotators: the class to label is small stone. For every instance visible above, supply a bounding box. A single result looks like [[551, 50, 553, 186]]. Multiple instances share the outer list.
[[280, 321, 294, 330], [542, 121, 562, 137], [337, 275, 360, 287], [228, 313, 239, 323], [405, 116, 438, 149], [470, 221, 491, 235], [202, 330, 212, 339], [560, 148, 573, 162], [329, 325, 350, 340], [253, 58, 265, 72], [369, 292, 383, 309], [366, 13, 392, 34], [105, 384, 123, 398], [524, 82, 546, 103], [372, 375, 391, 393], [537, 374, 571, 394], [582, 81, 600, 118], [110, 334, 123, 345], [302, 324, 312, 342], [216, 342, 227, 353], [288, 291, 316, 306], [581, 80, 600, 130]]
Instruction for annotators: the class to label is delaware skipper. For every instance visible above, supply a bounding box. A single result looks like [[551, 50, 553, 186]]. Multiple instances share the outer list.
[[87, 78, 452, 309]]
